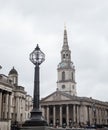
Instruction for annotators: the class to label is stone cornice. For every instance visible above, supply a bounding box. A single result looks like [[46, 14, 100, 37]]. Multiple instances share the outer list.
[[41, 91, 108, 108]]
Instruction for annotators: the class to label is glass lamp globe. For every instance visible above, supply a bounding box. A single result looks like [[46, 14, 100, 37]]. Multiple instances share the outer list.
[[29, 44, 45, 65]]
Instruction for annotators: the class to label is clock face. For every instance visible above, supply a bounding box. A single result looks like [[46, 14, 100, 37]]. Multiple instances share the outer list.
[[58, 61, 74, 69], [60, 62, 67, 67]]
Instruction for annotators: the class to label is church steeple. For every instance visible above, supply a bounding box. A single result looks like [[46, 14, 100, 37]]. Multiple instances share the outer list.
[[61, 27, 71, 62], [62, 26, 69, 51], [57, 27, 77, 96]]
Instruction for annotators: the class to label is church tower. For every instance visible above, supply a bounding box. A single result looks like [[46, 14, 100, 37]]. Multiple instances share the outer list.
[[57, 27, 77, 96]]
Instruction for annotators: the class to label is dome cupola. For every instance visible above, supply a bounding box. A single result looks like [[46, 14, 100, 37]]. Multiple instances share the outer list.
[[9, 67, 18, 75], [8, 67, 18, 86]]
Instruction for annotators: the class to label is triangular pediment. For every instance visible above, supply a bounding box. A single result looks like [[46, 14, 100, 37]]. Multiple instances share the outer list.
[[41, 91, 72, 102]]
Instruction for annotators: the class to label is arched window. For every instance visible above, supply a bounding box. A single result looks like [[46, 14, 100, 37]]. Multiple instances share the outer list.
[[62, 71, 65, 80], [63, 54, 65, 58], [66, 54, 68, 57]]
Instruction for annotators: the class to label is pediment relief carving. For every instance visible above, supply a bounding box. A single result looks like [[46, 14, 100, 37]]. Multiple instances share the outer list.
[[43, 92, 71, 102]]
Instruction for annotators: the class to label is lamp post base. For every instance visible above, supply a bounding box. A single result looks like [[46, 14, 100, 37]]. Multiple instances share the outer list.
[[22, 119, 48, 127], [20, 126, 50, 130], [22, 109, 48, 127]]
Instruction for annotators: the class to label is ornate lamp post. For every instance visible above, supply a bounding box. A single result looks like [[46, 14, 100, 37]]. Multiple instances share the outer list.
[[23, 44, 47, 126]]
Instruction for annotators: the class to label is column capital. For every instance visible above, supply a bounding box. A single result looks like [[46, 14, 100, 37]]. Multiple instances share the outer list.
[[2, 90, 10, 94]]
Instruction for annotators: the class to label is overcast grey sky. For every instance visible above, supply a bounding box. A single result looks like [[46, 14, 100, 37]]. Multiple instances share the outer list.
[[0, 0, 108, 101]]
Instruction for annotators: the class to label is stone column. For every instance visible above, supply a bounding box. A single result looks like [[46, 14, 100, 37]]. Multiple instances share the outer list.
[[79, 105, 84, 123], [19, 97, 21, 121], [22, 97, 26, 122], [77, 105, 79, 124], [101, 109, 103, 124], [83, 106, 88, 124], [99, 108, 102, 124], [96, 108, 99, 124], [0, 90, 2, 119], [8, 93, 12, 119], [2, 93, 5, 119], [103, 109, 106, 124], [95, 107, 97, 125], [60, 105, 62, 126], [16, 96, 20, 121], [53, 105, 56, 126], [79, 105, 81, 123], [105, 110, 107, 124], [98, 108, 100, 124], [41, 106, 45, 118], [66, 105, 69, 126], [4, 92, 9, 119], [89, 107, 92, 125], [73, 105, 76, 123], [47, 106, 49, 125]]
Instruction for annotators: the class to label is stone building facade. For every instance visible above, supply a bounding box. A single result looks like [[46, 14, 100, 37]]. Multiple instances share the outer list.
[[0, 67, 32, 129], [41, 91, 108, 127], [40, 28, 108, 127]]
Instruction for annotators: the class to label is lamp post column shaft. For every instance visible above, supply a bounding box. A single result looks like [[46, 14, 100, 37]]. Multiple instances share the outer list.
[[33, 65, 40, 109]]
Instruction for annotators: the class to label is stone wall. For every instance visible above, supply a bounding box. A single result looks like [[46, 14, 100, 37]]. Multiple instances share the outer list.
[[0, 120, 11, 130]]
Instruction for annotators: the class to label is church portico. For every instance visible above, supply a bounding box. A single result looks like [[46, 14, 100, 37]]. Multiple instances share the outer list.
[[41, 101, 86, 127], [41, 89, 108, 127]]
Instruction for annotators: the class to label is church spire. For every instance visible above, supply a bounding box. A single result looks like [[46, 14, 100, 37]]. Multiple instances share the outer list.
[[57, 27, 77, 96], [61, 26, 71, 62], [62, 26, 69, 51]]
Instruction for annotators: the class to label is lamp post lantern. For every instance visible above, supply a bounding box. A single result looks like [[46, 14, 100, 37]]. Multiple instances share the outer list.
[[23, 44, 47, 127]]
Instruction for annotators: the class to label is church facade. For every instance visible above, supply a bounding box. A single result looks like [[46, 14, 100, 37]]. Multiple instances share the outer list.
[[40, 28, 108, 127]]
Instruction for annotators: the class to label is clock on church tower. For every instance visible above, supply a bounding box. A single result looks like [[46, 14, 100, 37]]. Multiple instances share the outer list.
[[57, 27, 77, 96]]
